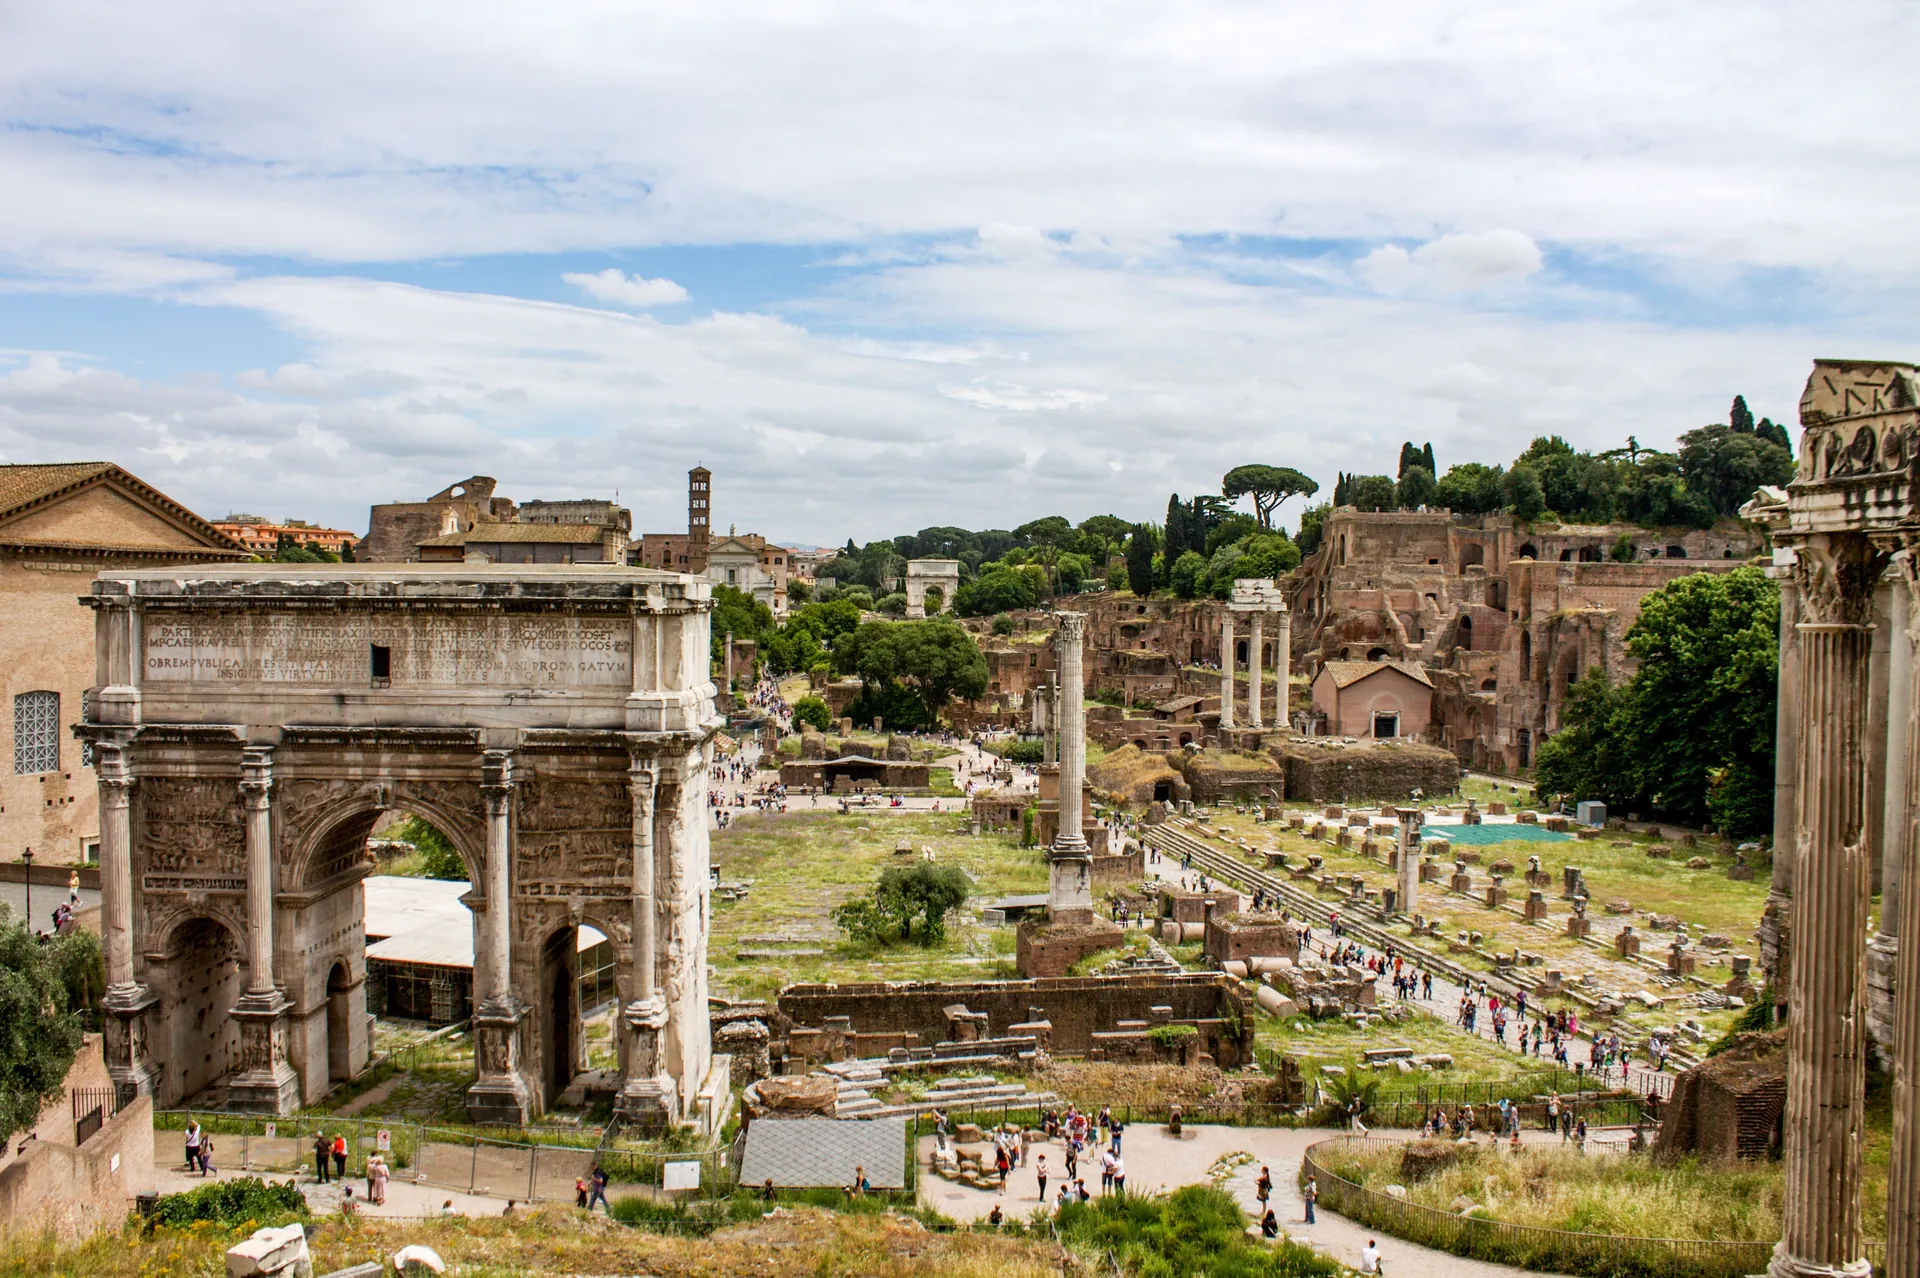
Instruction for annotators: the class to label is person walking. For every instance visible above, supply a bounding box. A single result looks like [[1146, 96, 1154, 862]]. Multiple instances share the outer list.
[[589, 1164, 611, 1212], [1302, 1174, 1318, 1224], [1036, 1154, 1049, 1203], [312, 1132, 332, 1183], [331, 1133, 347, 1181], [370, 1155, 389, 1206], [184, 1119, 202, 1174], [1255, 1165, 1272, 1210]]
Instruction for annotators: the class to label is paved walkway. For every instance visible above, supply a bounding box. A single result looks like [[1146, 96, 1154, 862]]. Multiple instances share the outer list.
[[917, 1122, 1571, 1276]]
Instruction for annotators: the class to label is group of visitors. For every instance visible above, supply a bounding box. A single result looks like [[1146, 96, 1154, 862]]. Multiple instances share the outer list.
[[573, 1165, 611, 1211]]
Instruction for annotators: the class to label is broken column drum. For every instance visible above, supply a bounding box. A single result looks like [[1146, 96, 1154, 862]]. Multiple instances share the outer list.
[[78, 565, 720, 1126], [1046, 611, 1095, 923]]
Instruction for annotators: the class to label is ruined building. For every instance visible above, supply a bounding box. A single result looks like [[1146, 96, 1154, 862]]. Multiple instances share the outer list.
[[361, 477, 631, 565], [1288, 507, 1763, 772]]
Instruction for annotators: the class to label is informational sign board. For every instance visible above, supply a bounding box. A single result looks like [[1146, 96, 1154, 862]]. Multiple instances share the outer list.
[[662, 1161, 701, 1191], [376, 1129, 392, 1152], [263, 1123, 276, 1139]]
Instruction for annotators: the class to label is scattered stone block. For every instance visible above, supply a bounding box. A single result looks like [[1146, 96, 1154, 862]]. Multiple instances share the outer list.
[[226, 1225, 311, 1278], [1686, 856, 1712, 870], [1605, 899, 1633, 915], [1523, 890, 1548, 922]]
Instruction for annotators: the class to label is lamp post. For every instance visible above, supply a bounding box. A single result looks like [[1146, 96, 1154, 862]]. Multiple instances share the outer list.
[[20, 849, 32, 937]]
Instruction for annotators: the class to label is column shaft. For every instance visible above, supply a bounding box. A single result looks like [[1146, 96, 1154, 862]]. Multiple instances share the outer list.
[[1220, 615, 1235, 729], [1056, 619, 1085, 849], [96, 744, 137, 995], [1275, 611, 1293, 732], [1249, 615, 1264, 729], [1771, 601, 1876, 1278], [1765, 578, 1802, 991], [630, 764, 659, 1003], [241, 748, 275, 996], [481, 751, 516, 1007], [1888, 556, 1920, 1273]]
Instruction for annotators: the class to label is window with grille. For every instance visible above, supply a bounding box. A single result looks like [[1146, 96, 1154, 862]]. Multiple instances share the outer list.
[[14, 691, 59, 774]]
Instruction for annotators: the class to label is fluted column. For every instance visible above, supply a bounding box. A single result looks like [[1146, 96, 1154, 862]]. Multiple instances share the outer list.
[[1249, 614, 1265, 729], [480, 751, 516, 1009], [618, 758, 673, 1124], [1395, 806, 1421, 918], [467, 748, 532, 1124], [1220, 614, 1235, 730], [1763, 577, 1802, 992], [1047, 612, 1093, 923], [1770, 532, 1884, 1278], [241, 747, 276, 996], [96, 743, 137, 997], [1870, 568, 1911, 1052], [1887, 548, 1920, 1275], [1275, 608, 1293, 732]]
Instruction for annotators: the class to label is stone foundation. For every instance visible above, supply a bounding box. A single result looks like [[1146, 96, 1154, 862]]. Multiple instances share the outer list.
[[1015, 917, 1128, 977]]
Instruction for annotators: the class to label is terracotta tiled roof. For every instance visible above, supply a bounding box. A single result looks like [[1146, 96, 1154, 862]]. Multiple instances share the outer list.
[[419, 521, 619, 547], [0, 462, 250, 555], [1319, 659, 1434, 689]]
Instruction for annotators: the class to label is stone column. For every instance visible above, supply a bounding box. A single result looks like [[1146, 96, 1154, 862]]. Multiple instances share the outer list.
[[1047, 613, 1094, 922], [1888, 549, 1920, 1275], [1395, 807, 1422, 918], [1770, 532, 1884, 1278], [467, 749, 533, 1124], [1275, 608, 1293, 732], [618, 759, 673, 1125], [1871, 567, 1911, 1053], [94, 740, 158, 1098], [241, 748, 276, 995], [1249, 613, 1265, 729], [1220, 614, 1236, 730], [1762, 577, 1801, 992], [228, 746, 300, 1114], [724, 631, 734, 691]]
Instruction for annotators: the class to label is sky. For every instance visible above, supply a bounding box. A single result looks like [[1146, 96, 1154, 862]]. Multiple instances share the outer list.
[[1, 1, 1914, 546]]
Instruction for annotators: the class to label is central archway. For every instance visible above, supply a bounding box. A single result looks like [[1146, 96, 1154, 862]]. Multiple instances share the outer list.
[[163, 917, 244, 1104]]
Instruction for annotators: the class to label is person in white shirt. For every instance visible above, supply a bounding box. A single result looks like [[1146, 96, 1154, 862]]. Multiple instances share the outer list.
[[1359, 1239, 1383, 1273]]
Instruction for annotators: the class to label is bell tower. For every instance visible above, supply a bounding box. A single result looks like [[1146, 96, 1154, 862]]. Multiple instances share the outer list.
[[687, 466, 711, 574]]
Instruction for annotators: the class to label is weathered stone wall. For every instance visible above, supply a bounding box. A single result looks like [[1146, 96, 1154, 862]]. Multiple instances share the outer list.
[[1277, 741, 1460, 802], [777, 972, 1251, 1063], [1172, 751, 1286, 804], [1654, 1030, 1787, 1164]]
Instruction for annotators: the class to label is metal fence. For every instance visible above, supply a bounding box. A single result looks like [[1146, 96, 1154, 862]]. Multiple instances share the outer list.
[[1301, 1135, 1887, 1278], [154, 1111, 739, 1203], [72, 1086, 119, 1146]]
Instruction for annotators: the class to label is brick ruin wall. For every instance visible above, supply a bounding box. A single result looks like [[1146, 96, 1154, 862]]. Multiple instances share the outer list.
[[1278, 741, 1461, 802]]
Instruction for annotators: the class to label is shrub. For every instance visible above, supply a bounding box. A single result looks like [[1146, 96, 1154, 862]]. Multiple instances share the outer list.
[[998, 738, 1046, 764], [792, 696, 832, 733], [1054, 1183, 1339, 1277], [991, 614, 1015, 635], [147, 1177, 306, 1230]]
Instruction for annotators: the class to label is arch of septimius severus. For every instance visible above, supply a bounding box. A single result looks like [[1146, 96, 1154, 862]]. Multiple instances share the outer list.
[[78, 564, 719, 1127], [1743, 360, 1920, 1278]]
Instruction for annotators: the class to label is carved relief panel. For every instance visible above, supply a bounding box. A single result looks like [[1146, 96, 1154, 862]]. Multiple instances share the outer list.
[[137, 777, 245, 892]]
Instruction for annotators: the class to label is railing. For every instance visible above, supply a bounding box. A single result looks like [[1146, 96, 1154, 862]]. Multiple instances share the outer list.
[[153, 1111, 737, 1203], [72, 1086, 118, 1145], [906, 1095, 1644, 1138], [1300, 1135, 1888, 1278]]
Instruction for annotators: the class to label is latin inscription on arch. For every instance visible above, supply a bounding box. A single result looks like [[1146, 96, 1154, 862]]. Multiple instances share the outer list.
[[144, 615, 631, 687]]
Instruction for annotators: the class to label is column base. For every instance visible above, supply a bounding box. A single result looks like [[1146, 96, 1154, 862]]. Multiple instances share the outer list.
[[468, 998, 534, 1125], [228, 990, 302, 1115], [1765, 1243, 1873, 1278], [616, 996, 679, 1129], [102, 985, 162, 1103]]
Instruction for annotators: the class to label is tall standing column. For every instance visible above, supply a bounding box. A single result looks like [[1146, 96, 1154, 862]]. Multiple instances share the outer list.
[[228, 745, 300, 1114], [1394, 806, 1422, 918], [1275, 608, 1293, 733], [1889, 548, 1920, 1277], [1220, 614, 1236, 730], [1047, 613, 1093, 922], [1249, 614, 1265, 729], [1763, 577, 1802, 993], [1870, 568, 1911, 1053], [468, 749, 533, 1125], [241, 747, 276, 995], [618, 759, 673, 1125], [94, 740, 158, 1098], [1770, 532, 1883, 1278]]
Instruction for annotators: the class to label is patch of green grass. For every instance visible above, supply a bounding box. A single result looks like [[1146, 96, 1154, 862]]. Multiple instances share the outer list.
[[709, 811, 1047, 1000]]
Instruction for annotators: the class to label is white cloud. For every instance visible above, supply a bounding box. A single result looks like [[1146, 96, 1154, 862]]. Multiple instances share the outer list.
[[1362, 229, 1544, 294], [562, 269, 689, 307]]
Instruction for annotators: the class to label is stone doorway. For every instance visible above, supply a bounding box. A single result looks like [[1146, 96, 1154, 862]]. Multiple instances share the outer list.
[[325, 962, 353, 1084], [164, 916, 244, 1103], [541, 926, 582, 1106]]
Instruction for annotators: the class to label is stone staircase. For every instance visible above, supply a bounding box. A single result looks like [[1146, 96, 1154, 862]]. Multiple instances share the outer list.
[[818, 1059, 1059, 1120]]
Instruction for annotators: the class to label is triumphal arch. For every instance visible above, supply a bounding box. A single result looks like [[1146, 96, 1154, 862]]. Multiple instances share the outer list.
[[78, 565, 719, 1126]]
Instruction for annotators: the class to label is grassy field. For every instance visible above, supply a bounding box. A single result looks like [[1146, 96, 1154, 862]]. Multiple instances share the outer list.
[[709, 811, 1050, 1001], [1319, 1116, 1893, 1243], [1192, 809, 1767, 1037], [0, 1206, 1061, 1278], [1253, 1005, 1579, 1088]]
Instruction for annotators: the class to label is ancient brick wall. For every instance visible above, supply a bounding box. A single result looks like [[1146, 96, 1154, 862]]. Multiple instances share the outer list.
[[1277, 741, 1461, 802]]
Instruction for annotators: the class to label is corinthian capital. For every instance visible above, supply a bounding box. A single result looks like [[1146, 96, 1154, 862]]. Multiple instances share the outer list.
[[1054, 611, 1086, 647], [240, 745, 274, 808], [1789, 532, 1887, 628]]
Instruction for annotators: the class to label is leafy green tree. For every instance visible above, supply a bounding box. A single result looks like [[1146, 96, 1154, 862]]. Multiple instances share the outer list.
[[1436, 463, 1506, 515], [1169, 550, 1207, 599], [710, 584, 775, 666], [991, 614, 1015, 635], [1532, 672, 1628, 809], [1054, 551, 1093, 593], [953, 566, 1036, 617], [786, 578, 812, 605], [840, 585, 875, 612], [1222, 464, 1319, 528], [876, 862, 971, 945], [1124, 523, 1157, 597], [1505, 463, 1547, 522], [1346, 474, 1398, 512], [1610, 532, 1637, 562], [1678, 422, 1795, 517], [394, 817, 467, 880], [0, 907, 87, 1143], [1395, 464, 1438, 510], [1203, 512, 1261, 557], [1729, 394, 1754, 435], [837, 619, 988, 725], [791, 695, 832, 732], [1294, 503, 1330, 556], [875, 591, 908, 615], [1237, 531, 1301, 578]]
